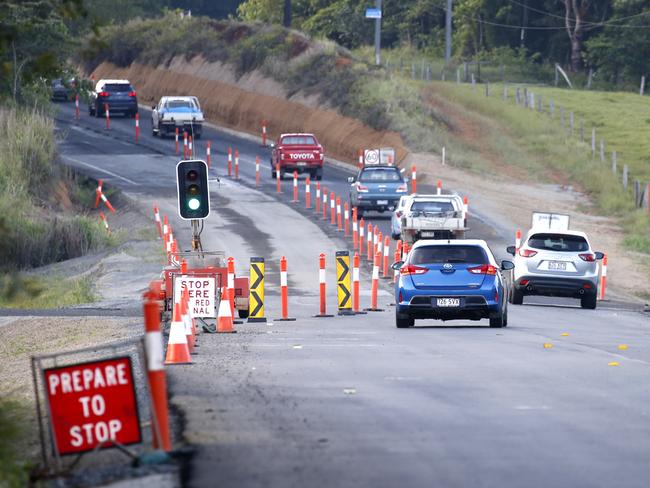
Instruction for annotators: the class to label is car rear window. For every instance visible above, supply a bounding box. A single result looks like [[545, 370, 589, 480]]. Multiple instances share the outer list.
[[282, 136, 316, 145], [528, 233, 589, 252], [410, 245, 488, 265], [167, 100, 195, 109], [359, 168, 402, 182], [410, 201, 455, 213], [103, 83, 133, 92]]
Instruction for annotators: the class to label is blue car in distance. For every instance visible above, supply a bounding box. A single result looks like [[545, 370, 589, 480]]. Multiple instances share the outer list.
[[348, 165, 408, 217], [393, 239, 514, 328]]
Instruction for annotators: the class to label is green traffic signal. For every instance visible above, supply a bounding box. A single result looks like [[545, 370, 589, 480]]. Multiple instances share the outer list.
[[176, 160, 210, 220]]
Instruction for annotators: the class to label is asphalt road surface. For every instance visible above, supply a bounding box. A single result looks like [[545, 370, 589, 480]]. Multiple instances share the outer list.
[[54, 101, 650, 488]]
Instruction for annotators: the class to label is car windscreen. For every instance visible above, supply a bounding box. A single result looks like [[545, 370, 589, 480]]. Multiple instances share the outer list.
[[410, 245, 488, 265], [166, 100, 196, 110], [527, 233, 589, 252], [359, 168, 402, 182], [103, 84, 133, 92], [410, 201, 455, 213], [281, 136, 316, 145]]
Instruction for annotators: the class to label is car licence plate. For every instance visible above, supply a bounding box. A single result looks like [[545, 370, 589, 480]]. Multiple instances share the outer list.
[[436, 298, 460, 307], [297, 162, 307, 166], [421, 231, 436, 237], [377, 200, 388, 205], [548, 261, 567, 271]]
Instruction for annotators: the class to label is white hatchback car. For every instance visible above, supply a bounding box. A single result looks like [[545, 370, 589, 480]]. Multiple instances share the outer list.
[[506, 229, 603, 309]]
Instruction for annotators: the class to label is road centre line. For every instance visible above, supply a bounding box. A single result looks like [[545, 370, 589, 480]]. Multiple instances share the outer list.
[[63, 156, 141, 186]]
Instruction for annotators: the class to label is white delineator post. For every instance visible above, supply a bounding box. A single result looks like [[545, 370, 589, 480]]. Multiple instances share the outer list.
[[515, 229, 522, 254]]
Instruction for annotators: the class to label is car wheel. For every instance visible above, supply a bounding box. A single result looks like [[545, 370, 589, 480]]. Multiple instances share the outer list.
[[392, 232, 400, 240], [271, 169, 277, 179], [510, 287, 524, 305], [489, 308, 506, 328], [238, 308, 250, 319], [396, 310, 414, 328], [580, 294, 597, 310]]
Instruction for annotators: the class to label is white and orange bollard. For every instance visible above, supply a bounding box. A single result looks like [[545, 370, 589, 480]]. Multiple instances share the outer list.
[[437, 179, 442, 195], [276, 163, 282, 193], [344, 202, 350, 237], [206, 141, 212, 167], [359, 217, 365, 254], [352, 252, 365, 314], [227, 147, 233, 176], [365, 251, 383, 312], [277, 256, 296, 321], [261, 120, 267, 146], [227, 257, 236, 321], [394, 243, 402, 283], [175, 128, 179, 155], [463, 196, 469, 222], [99, 190, 116, 213], [188, 135, 193, 159], [94, 179, 103, 208], [305, 175, 311, 209], [143, 292, 172, 451], [183, 131, 188, 159], [75, 94, 80, 119], [255, 156, 260, 186], [153, 204, 162, 238], [315, 253, 333, 317], [358, 149, 364, 169], [336, 197, 342, 231], [598, 254, 608, 300], [411, 165, 417, 193], [292, 171, 299, 203], [135, 113, 140, 142], [515, 229, 522, 255], [330, 194, 336, 226], [383, 236, 390, 278], [366, 223, 373, 262], [322, 189, 328, 220], [235, 149, 240, 179], [99, 211, 110, 233], [104, 104, 110, 130], [316, 182, 321, 214]]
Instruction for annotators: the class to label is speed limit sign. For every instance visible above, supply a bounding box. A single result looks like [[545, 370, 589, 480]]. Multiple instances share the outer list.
[[364, 149, 379, 165]]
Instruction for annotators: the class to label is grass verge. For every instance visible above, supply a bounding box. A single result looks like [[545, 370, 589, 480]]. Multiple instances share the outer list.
[[0, 274, 96, 309], [0, 398, 30, 487]]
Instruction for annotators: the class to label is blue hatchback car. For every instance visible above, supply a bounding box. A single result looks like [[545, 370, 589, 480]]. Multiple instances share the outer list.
[[393, 240, 514, 328]]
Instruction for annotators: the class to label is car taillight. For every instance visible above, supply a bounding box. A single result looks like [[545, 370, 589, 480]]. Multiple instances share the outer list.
[[400, 265, 428, 275], [396, 184, 408, 193], [98, 91, 109, 97], [519, 249, 537, 258], [467, 264, 497, 275], [578, 253, 596, 262], [128, 91, 137, 97], [356, 184, 369, 193]]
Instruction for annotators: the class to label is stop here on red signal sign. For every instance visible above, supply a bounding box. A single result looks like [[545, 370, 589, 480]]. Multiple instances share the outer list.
[[44, 356, 142, 455]]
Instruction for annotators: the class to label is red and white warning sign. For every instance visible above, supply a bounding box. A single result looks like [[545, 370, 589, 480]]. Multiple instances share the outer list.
[[174, 276, 217, 317], [44, 356, 141, 455]]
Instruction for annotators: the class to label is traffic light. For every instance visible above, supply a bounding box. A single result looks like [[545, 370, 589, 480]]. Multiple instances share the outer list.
[[176, 160, 210, 220]]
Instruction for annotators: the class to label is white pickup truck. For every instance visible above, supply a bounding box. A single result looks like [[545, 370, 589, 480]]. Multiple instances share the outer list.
[[152, 96, 204, 139], [400, 194, 468, 244]]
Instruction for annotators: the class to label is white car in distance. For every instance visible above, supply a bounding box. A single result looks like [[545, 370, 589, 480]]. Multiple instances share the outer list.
[[152, 96, 204, 139]]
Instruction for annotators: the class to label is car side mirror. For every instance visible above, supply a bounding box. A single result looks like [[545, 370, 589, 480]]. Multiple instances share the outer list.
[[270, 142, 275, 149], [506, 246, 516, 256], [347, 176, 355, 183], [391, 261, 404, 271], [501, 260, 515, 270], [151, 105, 156, 110], [594, 251, 604, 260]]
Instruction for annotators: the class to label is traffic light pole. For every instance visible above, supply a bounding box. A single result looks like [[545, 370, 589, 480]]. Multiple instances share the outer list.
[[191, 219, 203, 251]]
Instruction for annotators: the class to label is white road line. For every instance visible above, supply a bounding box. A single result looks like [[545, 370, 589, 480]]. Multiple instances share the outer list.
[[63, 156, 140, 186]]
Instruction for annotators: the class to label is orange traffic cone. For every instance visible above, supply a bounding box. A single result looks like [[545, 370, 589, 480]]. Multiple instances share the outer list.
[[181, 290, 195, 353], [217, 287, 236, 333], [165, 303, 192, 364]]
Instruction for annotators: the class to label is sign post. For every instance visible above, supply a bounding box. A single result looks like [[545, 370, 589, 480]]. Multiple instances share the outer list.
[[44, 356, 141, 456], [365, 1, 382, 65]]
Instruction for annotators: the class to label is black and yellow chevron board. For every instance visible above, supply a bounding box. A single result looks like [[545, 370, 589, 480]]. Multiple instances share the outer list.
[[248, 257, 267, 323], [336, 251, 354, 315]]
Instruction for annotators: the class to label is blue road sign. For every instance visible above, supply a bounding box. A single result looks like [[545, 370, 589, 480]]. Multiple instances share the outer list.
[[365, 8, 382, 19]]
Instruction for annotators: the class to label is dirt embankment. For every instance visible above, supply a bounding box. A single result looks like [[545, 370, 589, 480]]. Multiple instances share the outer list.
[[90, 58, 409, 166]]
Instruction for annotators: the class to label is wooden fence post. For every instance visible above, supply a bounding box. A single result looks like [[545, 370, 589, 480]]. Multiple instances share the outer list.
[[640, 75, 646, 96], [591, 128, 596, 158], [623, 165, 629, 189], [549, 99, 555, 116], [611, 151, 617, 175], [600, 140, 605, 162]]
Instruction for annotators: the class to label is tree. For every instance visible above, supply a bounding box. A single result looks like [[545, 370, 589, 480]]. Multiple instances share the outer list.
[[561, 0, 611, 71]]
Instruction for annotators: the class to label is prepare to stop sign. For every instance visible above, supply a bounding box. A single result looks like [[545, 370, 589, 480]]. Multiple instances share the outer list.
[[44, 356, 141, 455]]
